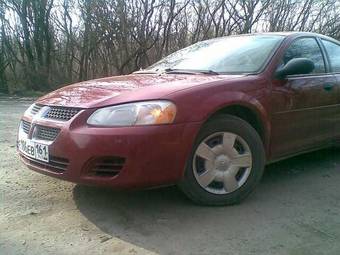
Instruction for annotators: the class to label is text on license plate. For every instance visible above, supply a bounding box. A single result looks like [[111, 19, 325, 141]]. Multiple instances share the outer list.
[[18, 138, 49, 162]]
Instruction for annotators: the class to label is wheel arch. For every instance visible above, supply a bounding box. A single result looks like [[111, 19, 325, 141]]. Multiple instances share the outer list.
[[204, 101, 270, 154]]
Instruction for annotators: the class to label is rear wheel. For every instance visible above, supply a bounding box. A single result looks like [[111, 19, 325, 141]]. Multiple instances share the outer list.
[[179, 115, 265, 206]]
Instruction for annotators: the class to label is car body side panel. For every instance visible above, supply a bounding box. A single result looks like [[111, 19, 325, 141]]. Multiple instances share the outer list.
[[166, 75, 272, 155], [333, 74, 340, 140], [270, 75, 338, 158], [268, 35, 340, 159]]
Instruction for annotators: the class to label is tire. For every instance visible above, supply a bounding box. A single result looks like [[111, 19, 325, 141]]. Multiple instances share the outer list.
[[178, 114, 265, 206]]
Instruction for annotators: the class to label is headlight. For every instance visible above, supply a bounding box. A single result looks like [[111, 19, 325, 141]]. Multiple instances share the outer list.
[[87, 100, 176, 126]]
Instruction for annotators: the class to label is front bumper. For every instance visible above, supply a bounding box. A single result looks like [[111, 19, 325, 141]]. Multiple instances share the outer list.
[[18, 109, 201, 189]]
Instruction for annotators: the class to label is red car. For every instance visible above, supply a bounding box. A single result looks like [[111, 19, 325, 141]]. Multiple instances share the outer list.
[[17, 32, 340, 205]]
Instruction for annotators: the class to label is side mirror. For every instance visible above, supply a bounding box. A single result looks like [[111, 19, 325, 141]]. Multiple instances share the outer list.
[[275, 58, 315, 79]]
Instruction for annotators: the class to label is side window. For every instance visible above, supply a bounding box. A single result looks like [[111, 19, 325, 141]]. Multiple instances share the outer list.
[[322, 39, 340, 72], [283, 38, 325, 74]]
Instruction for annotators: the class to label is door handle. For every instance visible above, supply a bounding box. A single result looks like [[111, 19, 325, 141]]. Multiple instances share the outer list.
[[323, 83, 334, 91]]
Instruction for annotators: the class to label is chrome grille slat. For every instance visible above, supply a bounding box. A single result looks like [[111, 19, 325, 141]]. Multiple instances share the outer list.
[[21, 154, 69, 173], [88, 157, 125, 177], [44, 107, 81, 121], [20, 120, 61, 142], [31, 104, 43, 115], [49, 157, 69, 170], [95, 167, 122, 171], [92, 168, 121, 172], [21, 120, 31, 134], [50, 157, 69, 165], [94, 163, 124, 167], [35, 125, 60, 141]]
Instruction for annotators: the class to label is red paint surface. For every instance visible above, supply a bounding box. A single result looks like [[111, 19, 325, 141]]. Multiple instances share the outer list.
[[19, 32, 340, 188]]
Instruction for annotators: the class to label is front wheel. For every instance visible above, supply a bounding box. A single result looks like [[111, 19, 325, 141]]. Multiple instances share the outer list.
[[179, 115, 265, 206]]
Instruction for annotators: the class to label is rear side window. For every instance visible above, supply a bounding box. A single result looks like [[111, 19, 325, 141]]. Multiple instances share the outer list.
[[322, 39, 340, 72], [283, 38, 325, 74]]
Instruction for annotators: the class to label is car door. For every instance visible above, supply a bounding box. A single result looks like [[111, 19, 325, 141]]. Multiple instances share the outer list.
[[270, 36, 338, 159], [320, 38, 340, 140]]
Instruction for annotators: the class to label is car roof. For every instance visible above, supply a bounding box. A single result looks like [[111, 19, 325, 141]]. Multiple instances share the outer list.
[[238, 32, 339, 43], [212, 32, 339, 45]]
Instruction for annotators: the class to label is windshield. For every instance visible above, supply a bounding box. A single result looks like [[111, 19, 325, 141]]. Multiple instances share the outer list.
[[147, 35, 284, 74]]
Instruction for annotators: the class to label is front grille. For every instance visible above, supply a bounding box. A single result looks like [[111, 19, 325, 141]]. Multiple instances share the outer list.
[[45, 107, 81, 121], [20, 120, 60, 142], [35, 125, 60, 141], [21, 154, 69, 173], [21, 120, 31, 134], [31, 104, 43, 115], [88, 156, 125, 177]]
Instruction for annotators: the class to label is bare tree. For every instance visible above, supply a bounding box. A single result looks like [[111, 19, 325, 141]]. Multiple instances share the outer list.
[[1, 0, 340, 94], [0, 0, 8, 93]]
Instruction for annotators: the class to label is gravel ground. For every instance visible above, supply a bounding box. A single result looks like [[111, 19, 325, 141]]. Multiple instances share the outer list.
[[1, 97, 340, 255]]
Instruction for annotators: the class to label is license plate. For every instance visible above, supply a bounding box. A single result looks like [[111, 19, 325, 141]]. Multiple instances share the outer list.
[[18, 138, 49, 162]]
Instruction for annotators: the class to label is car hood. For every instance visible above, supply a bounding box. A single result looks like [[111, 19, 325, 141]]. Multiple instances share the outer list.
[[37, 73, 244, 108]]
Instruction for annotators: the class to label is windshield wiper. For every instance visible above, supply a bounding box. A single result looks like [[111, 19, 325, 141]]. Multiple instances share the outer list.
[[134, 68, 220, 75], [196, 70, 220, 75], [164, 68, 220, 75], [133, 69, 159, 74]]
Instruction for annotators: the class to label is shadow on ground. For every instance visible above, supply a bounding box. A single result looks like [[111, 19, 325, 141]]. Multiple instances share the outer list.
[[73, 148, 340, 254]]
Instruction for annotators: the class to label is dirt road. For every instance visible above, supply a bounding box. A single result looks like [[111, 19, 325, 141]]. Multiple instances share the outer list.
[[1, 97, 340, 255]]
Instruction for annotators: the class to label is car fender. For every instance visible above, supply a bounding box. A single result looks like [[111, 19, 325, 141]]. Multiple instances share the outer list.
[[171, 89, 271, 150]]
